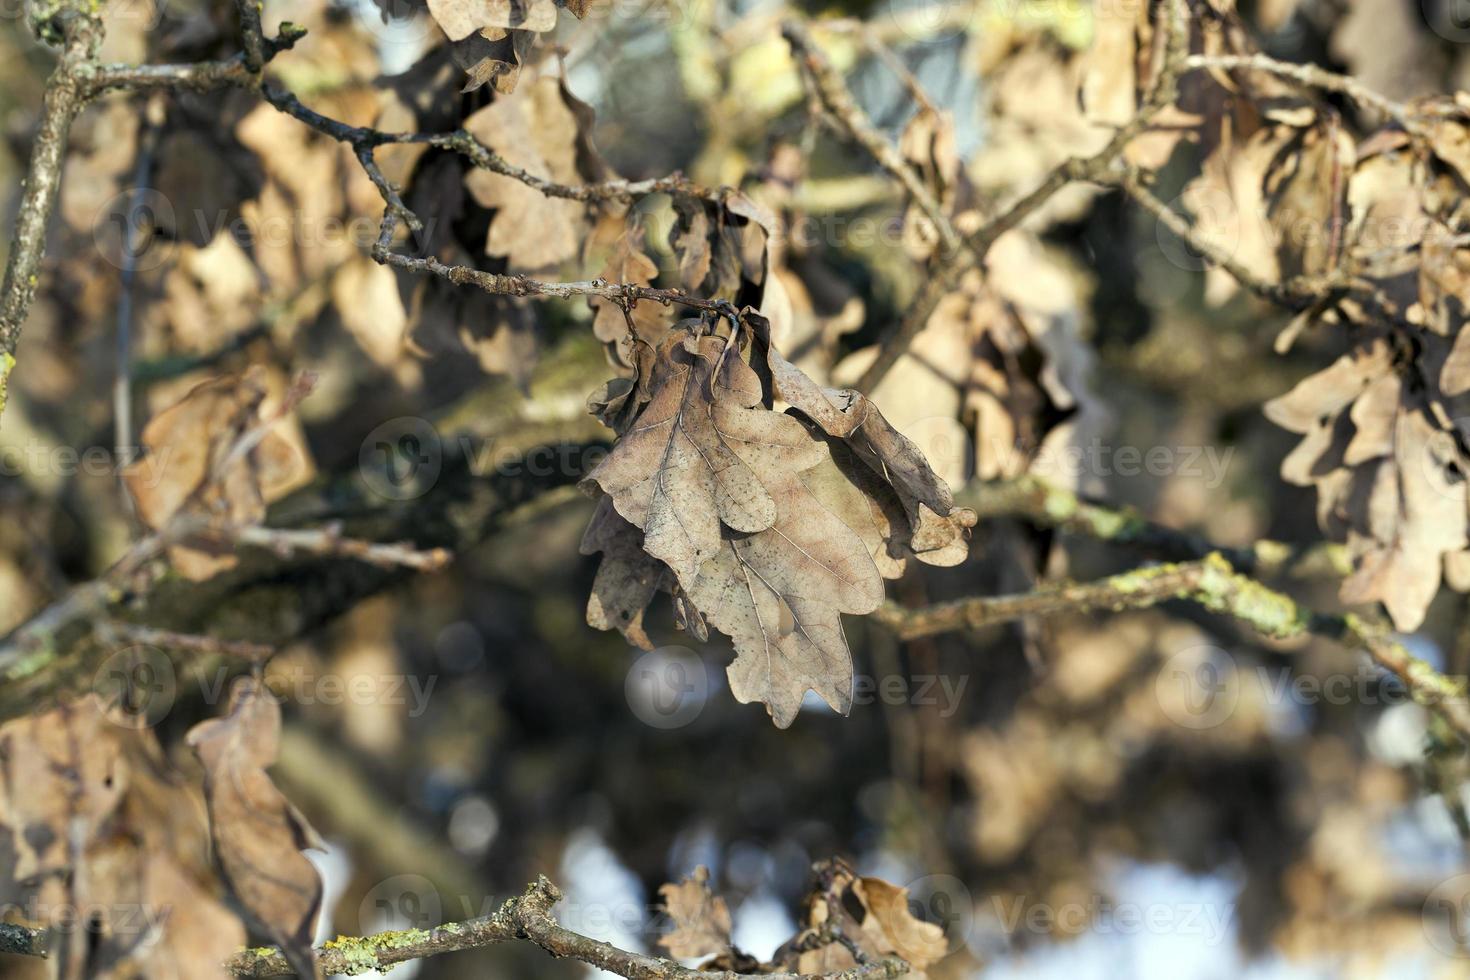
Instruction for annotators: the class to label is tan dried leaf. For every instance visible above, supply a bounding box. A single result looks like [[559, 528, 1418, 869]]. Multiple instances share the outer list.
[[581, 332, 824, 586], [657, 866, 733, 960], [427, 0, 557, 40], [580, 496, 664, 650], [581, 314, 971, 725], [464, 74, 588, 269], [122, 368, 313, 581], [187, 677, 325, 980], [786, 861, 947, 977]]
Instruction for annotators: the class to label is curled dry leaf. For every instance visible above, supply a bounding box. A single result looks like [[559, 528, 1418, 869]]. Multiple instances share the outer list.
[[580, 311, 975, 726], [0, 697, 244, 980], [657, 865, 733, 960], [1262, 100, 1470, 633], [779, 860, 947, 978], [122, 367, 313, 581], [427, 0, 587, 92], [587, 215, 673, 366], [187, 677, 325, 980]]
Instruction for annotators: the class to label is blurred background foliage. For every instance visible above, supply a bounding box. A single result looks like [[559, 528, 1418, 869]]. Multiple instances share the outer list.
[[3, 0, 1470, 977]]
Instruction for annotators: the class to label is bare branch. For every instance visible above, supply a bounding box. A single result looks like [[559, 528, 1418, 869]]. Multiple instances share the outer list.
[[0, 877, 907, 979], [875, 552, 1470, 743], [781, 20, 959, 254], [0, 7, 101, 418], [853, 0, 1193, 392], [1182, 52, 1410, 127]]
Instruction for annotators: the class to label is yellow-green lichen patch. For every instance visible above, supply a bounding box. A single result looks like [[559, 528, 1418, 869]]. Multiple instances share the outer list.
[[322, 936, 384, 976]]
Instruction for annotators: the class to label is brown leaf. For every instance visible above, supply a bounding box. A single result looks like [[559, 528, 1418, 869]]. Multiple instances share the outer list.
[[464, 74, 589, 269], [581, 313, 969, 725], [427, 0, 557, 40], [121, 368, 313, 581], [187, 677, 324, 980], [588, 218, 672, 361], [1339, 408, 1468, 631], [0, 698, 244, 980], [580, 496, 664, 650], [449, 27, 530, 94], [581, 331, 824, 587], [784, 861, 947, 977], [657, 866, 733, 960]]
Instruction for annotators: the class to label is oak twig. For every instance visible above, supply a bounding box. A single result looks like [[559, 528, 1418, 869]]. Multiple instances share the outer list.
[[0, 877, 908, 980], [875, 553, 1470, 743]]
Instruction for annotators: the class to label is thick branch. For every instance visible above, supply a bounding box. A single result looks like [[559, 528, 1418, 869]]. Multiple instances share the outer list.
[[875, 552, 1470, 742], [0, 10, 100, 418], [0, 877, 906, 980]]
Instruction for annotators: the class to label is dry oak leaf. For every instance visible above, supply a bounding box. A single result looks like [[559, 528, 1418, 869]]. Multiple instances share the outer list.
[[588, 217, 673, 362], [787, 861, 947, 977], [581, 314, 972, 725], [1337, 408, 1468, 632], [657, 866, 734, 960], [0, 698, 245, 980], [463, 73, 593, 270], [122, 367, 313, 581], [755, 315, 976, 567], [427, 0, 558, 39], [1267, 339, 1470, 631], [0, 696, 129, 883], [684, 458, 886, 727], [188, 677, 325, 980], [579, 495, 664, 650], [581, 330, 826, 587]]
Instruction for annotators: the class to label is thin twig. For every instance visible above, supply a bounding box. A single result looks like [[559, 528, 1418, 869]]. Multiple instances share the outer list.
[[1182, 52, 1410, 127], [95, 621, 274, 661], [853, 0, 1193, 392], [781, 20, 959, 254], [370, 232, 737, 314], [227, 524, 452, 572]]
